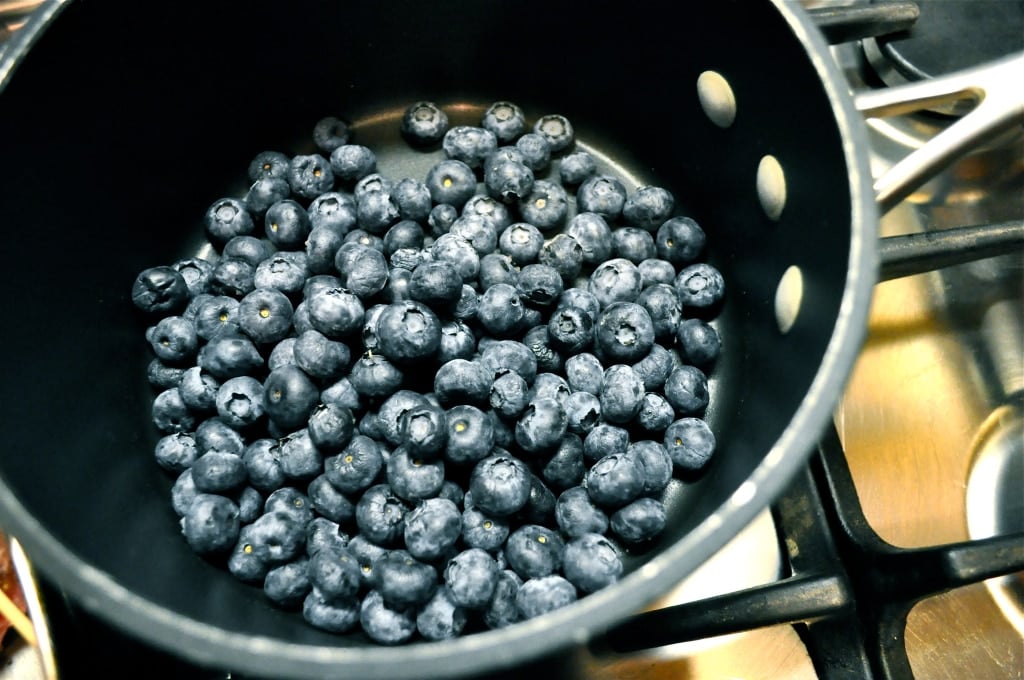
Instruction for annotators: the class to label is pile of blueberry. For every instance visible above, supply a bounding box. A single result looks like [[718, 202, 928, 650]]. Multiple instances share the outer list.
[[131, 100, 724, 645]]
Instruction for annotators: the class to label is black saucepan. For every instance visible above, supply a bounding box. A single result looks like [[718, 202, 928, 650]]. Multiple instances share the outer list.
[[0, 1, 879, 677]]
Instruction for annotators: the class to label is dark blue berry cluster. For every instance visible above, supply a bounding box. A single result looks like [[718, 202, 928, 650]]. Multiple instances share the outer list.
[[133, 102, 725, 645]]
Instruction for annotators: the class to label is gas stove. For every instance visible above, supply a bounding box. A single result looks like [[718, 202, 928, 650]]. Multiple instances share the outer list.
[[1, 1, 1021, 679]]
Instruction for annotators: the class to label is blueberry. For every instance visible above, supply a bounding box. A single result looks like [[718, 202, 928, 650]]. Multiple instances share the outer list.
[[610, 497, 667, 543], [556, 287, 601, 326], [430, 233, 480, 283], [152, 388, 197, 434], [676, 318, 722, 367], [428, 203, 459, 237], [479, 340, 538, 385], [404, 497, 461, 563], [469, 453, 532, 517], [343, 228, 385, 252], [228, 525, 271, 583], [462, 194, 512, 232], [558, 151, 597, 186], [595, 302, 656, 364], [171, 257, 214, 298], [541, 434, 586, 490], [401, 101, 449, 146], [214, 376, 266, 430], [435, 359, 491, 407], [236, 288, 293, 346], [254, 251, 311, 297], [182, 292, 214, 325], [516, 575, 577, 620], [146, 316, 199, 364], [435, 320, 474, 365], [355, 188, 400, 235], [663, 364, 710, 416], [637, 258, 677, 288], [329, 144, 376, 183], [323, 434, 383, 494], [450, 213, 498, 256], [408, 260, 462, 311], [674, 262, 726, 310], [264, 559, 312, 609], [517, 264, 564, 309], [374, 550, 439, 609], [656, 216, 706, 265], [599, 364, 645, 424], [538, 234, 584, 282], [487, 410, 516, 450], [636, 283, 682, 342], [564, 391, 602, 436], [623, 186, 675, 232], [394, 402, 447, 460], [664, 417, 716, 472], [195, 417, 245, 455], [132, 266, 190, 316], [417, 586, 467, 641], [376, 390, 431, 447], [171, 469, 199, 517], [193, 295, 240, 341], [636, 392, 675, 434], [264, 365, 319, 431], [147, 359, 185, 390], [209, 257, 256, 298], [387, 446, 446, 502], [303, 589, 360, 634], [425, 159, 477, 208], [612, 227, 657, 264], [533, 113, 574, 153], [181, 493, 240, 555], [515, 397, 568, 455], [265, 199, 312, 250], [376, 300, 442, 365], [481, 101, 527, 143], [243, 439, 286, 493], [312, 116, 351, 153], [276, 429, 324, 480], [485, 159, 535, 204], [245, 176, 291, 218], [383, 220, 425, 258], [577, 175, 627, 221], [443, 125, 498, 169], [306, 287, 364, 338], [631, 343, 674, 392], [288, 154, 334, 200], [482, 569, 523, 630], [562, 533, 622, 594], [514, 133, 551, 172], [544, 305, 593, 357], [306, 517, 350, 557], [453, 284, 479, 322], [627, 440, 674, 496], [589, 258, 643, 309], [586, 452, 645, 509], [264, 486, 316, 526], [477, 283, 526, 338], [444, 548, 499, 609], [437, 480, 465, 508], [306, 226, 345, 276], [308, 192, 358, 234], [248, 150, 291, 182], [564, 353, 604, 396], [444, 404, 495, 464], [154, 432, 199, 473], [335, 243, 389, 299], [499, 222, 544, 266], [504, 524, 564, 580], [293, 329, 350, 383], [461, 507, 509, 553], [392, 178, 433, 222], [519, 180, 568, 232], [522, 325, 562, 374], [320, 375, 363, 412], [302, 404, 351, 453], [204, 198, 256, 247], [489, 370, 530, 420], [348, 534, 389, 589], [307, 543, 361, 597], [356, 484, 409, 546], [554, 485, 609, 539], [308, 474, 357, 523]]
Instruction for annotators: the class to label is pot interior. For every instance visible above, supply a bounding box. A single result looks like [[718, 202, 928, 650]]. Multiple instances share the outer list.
[[0, 0, 869, 676]]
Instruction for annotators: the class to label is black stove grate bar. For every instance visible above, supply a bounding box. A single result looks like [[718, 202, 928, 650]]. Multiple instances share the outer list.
[[595, 423, 1024, 679]]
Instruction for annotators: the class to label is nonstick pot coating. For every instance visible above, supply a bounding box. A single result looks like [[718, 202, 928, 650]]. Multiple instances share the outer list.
[[0, 1, 876, 677]]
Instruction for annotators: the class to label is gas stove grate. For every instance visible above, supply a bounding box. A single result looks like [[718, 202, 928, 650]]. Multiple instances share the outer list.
[[597, 421, 1024, 679]]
